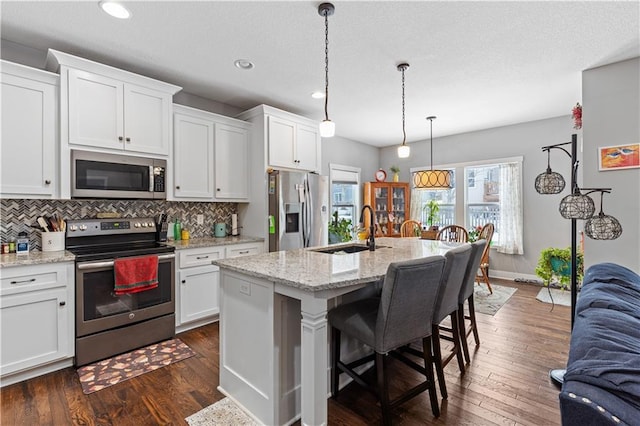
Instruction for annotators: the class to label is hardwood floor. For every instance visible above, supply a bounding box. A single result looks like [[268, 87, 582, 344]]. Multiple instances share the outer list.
[[0, 279, 571, 425]]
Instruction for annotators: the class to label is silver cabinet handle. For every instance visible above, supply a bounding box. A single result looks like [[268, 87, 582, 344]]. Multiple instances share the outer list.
[[78, 253, 175, 270], [239, 250, 250, 254], [10, 278, 37, 285], [196, 255, 209, 259]]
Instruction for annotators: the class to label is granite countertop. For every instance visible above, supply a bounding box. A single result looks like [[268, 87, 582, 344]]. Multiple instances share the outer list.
[[213, 237, 464, 292], [167, 235, 264, 250], [0, 250, 76, 268]]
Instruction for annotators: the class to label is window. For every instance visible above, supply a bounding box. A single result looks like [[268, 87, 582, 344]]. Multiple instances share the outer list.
[[329, 164, 361, 228], [410, 157, 523, 254]]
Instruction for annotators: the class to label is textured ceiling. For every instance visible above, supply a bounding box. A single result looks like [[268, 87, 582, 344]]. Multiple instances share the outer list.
[[1, 1, 638, 147]]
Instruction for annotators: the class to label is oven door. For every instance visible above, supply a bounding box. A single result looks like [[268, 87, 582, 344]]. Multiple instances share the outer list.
[[75, 253, 175, 337]]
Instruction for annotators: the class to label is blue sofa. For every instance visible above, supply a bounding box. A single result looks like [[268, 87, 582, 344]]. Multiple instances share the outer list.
[[559, 262, 640, 425]]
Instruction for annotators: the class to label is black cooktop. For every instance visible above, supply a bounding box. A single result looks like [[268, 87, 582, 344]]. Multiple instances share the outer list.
[[68, 242, 175, 262]]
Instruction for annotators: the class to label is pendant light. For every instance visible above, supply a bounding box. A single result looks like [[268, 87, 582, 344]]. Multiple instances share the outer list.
[[584, 191, 622, 240], [413, 116, 452, 189], [397, 63, 410, 158], [318, 3, 335, 138]]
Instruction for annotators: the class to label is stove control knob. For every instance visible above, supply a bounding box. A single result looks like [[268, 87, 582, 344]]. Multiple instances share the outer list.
[[79, 225, 87, 231], [141, 223, 147, 228], [134, 223, 141, 228], [68, 225, 77, 232], [147, 222, 154, 227]]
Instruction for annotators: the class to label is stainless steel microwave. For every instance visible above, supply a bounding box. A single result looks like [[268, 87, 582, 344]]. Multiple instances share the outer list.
[[71, 150, 166, 199]]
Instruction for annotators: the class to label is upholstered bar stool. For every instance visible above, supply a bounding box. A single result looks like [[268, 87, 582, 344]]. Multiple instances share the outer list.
[[457, 240, 486, 363], [430, 245, 472, 398], [328, 255, 447, 424]]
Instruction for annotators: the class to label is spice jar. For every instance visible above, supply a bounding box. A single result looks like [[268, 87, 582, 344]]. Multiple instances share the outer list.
[[1, 243, 9, 254], [16, 232, 29, 255], [8, 238, 16, 253], [181, 229, 190, 240]]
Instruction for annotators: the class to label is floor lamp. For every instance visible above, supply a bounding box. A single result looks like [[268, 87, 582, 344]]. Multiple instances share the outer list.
[[534, 133, 622, 386]]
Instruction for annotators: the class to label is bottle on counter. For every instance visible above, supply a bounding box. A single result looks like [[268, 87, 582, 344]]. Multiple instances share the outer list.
[[16, 232, 29, 255], [174, 219, 182, 241], [8, 238, 16, 253], [181, 228, 190, 240]]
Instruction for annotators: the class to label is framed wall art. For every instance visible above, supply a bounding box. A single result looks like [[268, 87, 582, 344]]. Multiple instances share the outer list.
[[598, 143, 640, 171]]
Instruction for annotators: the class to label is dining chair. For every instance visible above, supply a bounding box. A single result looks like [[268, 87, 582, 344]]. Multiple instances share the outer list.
[[436, 225, 468, 242], [400, 219, 421, 237], [328, 255, 447, 423], [475, 223, 495, 294]]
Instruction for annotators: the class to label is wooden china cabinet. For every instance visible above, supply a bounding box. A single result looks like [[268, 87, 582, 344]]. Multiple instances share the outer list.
[[363, 182, 411, 237]]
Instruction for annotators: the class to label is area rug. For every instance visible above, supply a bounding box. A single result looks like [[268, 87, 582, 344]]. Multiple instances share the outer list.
[[473, 283, 517, 315], [536, 287, 572, 307], [77, 338, 195, 394], [186, 398, 260, 426]]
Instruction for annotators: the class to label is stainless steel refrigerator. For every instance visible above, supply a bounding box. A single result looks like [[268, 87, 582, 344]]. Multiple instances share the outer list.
[[268, 170, 329, 252]]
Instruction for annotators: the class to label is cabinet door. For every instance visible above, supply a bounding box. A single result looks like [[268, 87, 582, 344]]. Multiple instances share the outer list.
[[390, 185, 409, 236], [179, 265, 220, 324], [173, 113, 214, 199], [1, 73, 56, 197], [124, 83, 171, 155], [268, 116, 296, 169], [0, 288, 70, 376], [215, 123, 249, 200], [295, 123, 319, 172], [68, 69, 124, 149]]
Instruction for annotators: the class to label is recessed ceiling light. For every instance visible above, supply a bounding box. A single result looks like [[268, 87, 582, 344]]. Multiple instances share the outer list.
[[99, 1, 131, 19], [311, 91, 325, 99], [234, 59, 254, 70]]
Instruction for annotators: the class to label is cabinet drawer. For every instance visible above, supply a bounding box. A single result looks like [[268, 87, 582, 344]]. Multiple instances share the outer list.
[[179, 247, 225, 268], [1, 263, 70, 296], [225, 243, 264, 259]]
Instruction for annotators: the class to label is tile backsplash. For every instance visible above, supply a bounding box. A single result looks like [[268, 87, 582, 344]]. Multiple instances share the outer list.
[[0, 199, 237, 250]]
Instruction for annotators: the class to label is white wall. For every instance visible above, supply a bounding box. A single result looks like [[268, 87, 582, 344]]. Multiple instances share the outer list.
[[321, 135, 379, 187], [582, 57, 640, 273], [379, 116, 578, 279]]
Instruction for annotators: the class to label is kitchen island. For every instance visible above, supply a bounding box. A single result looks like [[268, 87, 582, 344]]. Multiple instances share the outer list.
[[214, 237, 464, 426]]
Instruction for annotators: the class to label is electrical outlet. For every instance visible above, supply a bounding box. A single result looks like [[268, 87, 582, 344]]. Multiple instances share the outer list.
[[196, 214, 204, 225]]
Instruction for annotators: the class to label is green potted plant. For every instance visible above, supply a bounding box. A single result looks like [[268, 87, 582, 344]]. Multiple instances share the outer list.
[[421, 200, 440, 239], [390, 165, 400, 182], [328, 211, 353, 244], [535, 247, 584, 290]]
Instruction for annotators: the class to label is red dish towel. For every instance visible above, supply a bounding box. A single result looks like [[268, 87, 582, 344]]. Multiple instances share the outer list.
[[114, 255, 159, 295]]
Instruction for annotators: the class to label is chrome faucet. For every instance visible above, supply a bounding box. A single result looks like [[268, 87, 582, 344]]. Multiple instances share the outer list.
[[359, 205, 376, 251]]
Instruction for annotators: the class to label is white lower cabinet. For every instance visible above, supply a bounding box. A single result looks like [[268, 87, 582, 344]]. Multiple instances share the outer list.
[[176, 246, 224, 332], [0, 262, 74, 387], [179, 264, 220, 324], [175, 242, 264, 333]]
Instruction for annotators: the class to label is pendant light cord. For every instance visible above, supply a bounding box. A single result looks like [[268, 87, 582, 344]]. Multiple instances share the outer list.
[[401, 67, 406, 145], [429, 116, 434, 170], [324, 10, 330, 121]]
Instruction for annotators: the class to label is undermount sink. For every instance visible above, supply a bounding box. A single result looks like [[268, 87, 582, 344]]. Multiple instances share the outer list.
[[312, 243, 388, 254]]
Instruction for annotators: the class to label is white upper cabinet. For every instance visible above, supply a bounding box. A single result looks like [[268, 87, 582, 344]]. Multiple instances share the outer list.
[[215, 122, 249, 200], [47, 49, 180, 157], [173, 109, 215, 199], [267, 115, 320, 172], [172, 104, 250, 202], [239, 105, 321, 173], [68, 69, 171, 155], [1, 61, 58, 198]]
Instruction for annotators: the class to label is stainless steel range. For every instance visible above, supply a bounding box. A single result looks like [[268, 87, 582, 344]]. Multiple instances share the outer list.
[[65, 217, 175, 366]]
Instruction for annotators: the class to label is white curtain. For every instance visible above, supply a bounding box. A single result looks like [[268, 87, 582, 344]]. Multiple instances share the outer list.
[[497, 162, 523, 254], [410, 187, 423, 223]]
